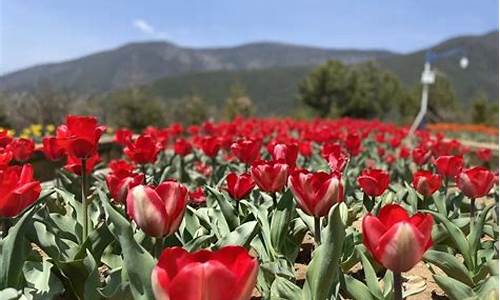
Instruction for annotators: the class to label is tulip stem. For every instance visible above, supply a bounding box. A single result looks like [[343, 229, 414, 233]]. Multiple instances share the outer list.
[[272, 192, 278, 208], [0, 218, 11, 239], [154, 237, 164, 259], [81, 158, 88, 242], [314, 217, 321, 246], [394, 272, 403, 300], [470, 198, 476, 221]]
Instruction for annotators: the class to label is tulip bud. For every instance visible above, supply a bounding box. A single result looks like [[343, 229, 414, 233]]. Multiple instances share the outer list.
[[456, 167, 495, 199], [434, 155, 463, 179], [225, 172, 255, 200], [289, 169, 343, 217], [231, 138, 261, 165], [412, 171, 441, 197], [0, 164, 42, 217], [127, 181, 187, 237], [250, 160, 289, 193], [362, 204, 433, 273], [357, 168, 390, 197]]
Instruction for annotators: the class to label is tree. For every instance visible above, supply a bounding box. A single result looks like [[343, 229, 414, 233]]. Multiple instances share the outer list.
[[172, 94, 209, 125], [224, 83, 255, 120], [471, 92, 498, 126], [298, 60, 351, 118], [105, 89, 167, 130], [426, 75, 460, 122], [342, 62, 403, 119]]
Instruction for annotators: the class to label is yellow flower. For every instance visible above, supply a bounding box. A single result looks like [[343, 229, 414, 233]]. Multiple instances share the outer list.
[[106, 127, 114, 134], [46, 124, 55, 133]]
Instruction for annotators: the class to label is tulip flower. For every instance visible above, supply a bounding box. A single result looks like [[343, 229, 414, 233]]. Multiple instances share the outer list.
[[114, 128, 133, 146], [345, 132, 361, 156], [0, 164, 42, 218], [0, 130, 13, 148], [8, 138, 35, 162], [250, 160, 289, 194], [271, 143, 298, 167], [127, 181, 187, 237], [412, 171, 441, 197], [357, 168, 390, 197], [200, 136, 221, 158], [56, 115, 105, 159], [124, 134, 160, 165], [362, 204, 433, 300], [298, 141, 312, 158], [0, 148, 13, 170], [151, 246, 258, 300], [412, 146, 431, 166], [188, 187, 206, 207], [65, 153, 101, 176], [231, 138, 261, 165], [456, 167, 495, 218], [289, 169, 343, 244], [105, 160, 144, 204], [174, 138, 192, 157], [42, 136, 66, 161], [322, 143, 349, 174], [476, 148, 492, 162], [225, 172, 255, 201], [434, 155, 463, 179]]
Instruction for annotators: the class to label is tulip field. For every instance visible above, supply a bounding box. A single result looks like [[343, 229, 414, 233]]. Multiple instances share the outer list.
[[0, 115, 498, 300]]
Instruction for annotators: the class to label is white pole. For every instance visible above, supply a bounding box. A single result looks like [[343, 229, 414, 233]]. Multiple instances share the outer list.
[[408, 62, 434, 136]]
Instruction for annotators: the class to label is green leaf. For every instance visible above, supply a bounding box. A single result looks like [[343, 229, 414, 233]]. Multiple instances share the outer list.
[[468, 204, 494, 256], [270, 190, 295, 252], [270, 276, 302, 300], [54, 249, 100, 300], [0, 288, 22, 300], [23, 259, 64, 300], [184, 234, 216, 252], [214, 221, 259, 249], [99, 189, 156, 300], [341, 274, 375, 300], [0, 205, 38, 289], [302, 203, 346, 300], [423, 250, 474, 286], [434, 275, 478, 300], [205, 186, 239, 231], [425, 210, 473, 269], [359, 248, 382, 298]]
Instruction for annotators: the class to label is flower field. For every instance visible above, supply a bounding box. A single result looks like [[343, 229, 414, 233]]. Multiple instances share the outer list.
[[0, 115, 498, 300]]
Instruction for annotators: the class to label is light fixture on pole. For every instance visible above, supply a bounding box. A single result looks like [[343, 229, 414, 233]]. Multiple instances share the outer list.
[[407, 48, 468, 137]]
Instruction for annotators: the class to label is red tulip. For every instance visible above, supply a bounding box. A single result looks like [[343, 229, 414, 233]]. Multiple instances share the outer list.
[[476, 148, 492, 162], [345, 132, 361, 156], [114, 128, 133, 146], [399, 146, 410, 159], [174, 138, 192, 157], [151, 246, 258, 300], [200, 136, 221, 158], [412, 146, 431, 166], [289, 169, 343, 217], [362, 204, 433, 273], [64, 153, 101, 176], [298, 141, 312, 157], [456, 167, 495, 198], [126, 181, 187, 237], [357, 168, 390, 197], [231, 138, 261, 165], [412, 171, 441, 196], [0, 130, 13, 148], [56, 115, 105, 159], [124, 134, 160, 164], [105, 160, 143, 204], [272, 143, 298, 167], [0, 164, 42, 217], [250, 160, 289, 193], [42, 136, 66, 161], [8, 138, 35, 161], [225, 172, 255, 200], [434, 155, 463, 179], [189, 187, 206, 206], [0, 148, 13, 169]]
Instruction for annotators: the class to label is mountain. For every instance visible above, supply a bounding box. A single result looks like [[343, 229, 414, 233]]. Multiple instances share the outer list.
[[131, 30, 499, 115], [0, 41, 392, 94]]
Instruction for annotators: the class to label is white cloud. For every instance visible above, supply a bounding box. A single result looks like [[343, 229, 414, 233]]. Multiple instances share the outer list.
[[132, 19, 169, 39]]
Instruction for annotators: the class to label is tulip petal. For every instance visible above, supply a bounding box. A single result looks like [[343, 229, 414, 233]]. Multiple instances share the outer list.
[[362, 214, 386, 255], [377, 204, 410, 228], [127, 186, 168, 237], [167, 261, 237, 300]]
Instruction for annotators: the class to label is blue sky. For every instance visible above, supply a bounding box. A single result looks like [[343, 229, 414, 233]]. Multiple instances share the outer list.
[[1, 0, 498, 74]]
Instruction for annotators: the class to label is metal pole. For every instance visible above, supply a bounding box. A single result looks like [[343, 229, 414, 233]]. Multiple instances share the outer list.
[[408, 62, 433, 136]]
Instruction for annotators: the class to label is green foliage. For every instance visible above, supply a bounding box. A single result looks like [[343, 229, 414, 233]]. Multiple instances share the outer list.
[[104, 89, 167, 130], [171, 95, 210, 125], [224, 83, 256, 120], [471, 92, 498, 126]]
